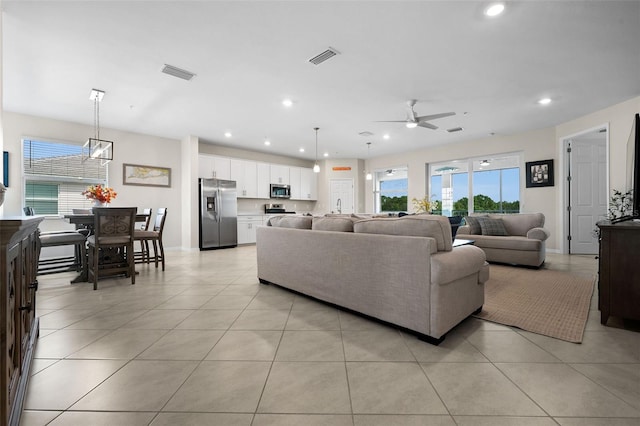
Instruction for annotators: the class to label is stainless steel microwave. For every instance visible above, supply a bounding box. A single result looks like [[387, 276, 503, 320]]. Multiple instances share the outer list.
[[270, 183, 291, 199]]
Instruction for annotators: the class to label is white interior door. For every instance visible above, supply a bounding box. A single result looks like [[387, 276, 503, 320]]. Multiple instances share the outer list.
[[569, 132, 607, 254], [330, 179, 354, 214]]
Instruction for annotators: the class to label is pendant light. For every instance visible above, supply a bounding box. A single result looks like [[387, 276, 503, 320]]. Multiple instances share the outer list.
[[313, 127, 320, 173], [82, 89, 113, 165], [365, 142, 372, 181]]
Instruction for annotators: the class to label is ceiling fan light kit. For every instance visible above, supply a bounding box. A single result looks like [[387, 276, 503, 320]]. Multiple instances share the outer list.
[[377, 100, 455, 131]]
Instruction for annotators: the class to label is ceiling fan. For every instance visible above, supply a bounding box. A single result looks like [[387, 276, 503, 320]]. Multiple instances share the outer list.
[[376, 100, 455, 130]]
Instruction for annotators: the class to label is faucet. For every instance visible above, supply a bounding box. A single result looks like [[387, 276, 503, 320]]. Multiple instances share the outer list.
[[336, 198, 342, 214]]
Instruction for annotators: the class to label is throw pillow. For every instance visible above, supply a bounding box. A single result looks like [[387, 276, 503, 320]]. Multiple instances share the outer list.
[[463, 216, 483, 234], [477, 217, 509, 236]]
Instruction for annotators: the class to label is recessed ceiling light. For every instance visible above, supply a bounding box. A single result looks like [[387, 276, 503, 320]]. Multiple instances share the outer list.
[[485, 3, 505, 17], [383, 134, 390, 140], [323, 152, 329, 157], [282, 99, 293, 107], [538, 97, 552, 105], [224, 132, 232, 138], [264, 140, 271, 146], [299, 148, 305, 153]]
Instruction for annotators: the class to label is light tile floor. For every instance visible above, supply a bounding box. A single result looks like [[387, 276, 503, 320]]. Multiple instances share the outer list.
[[20, 248, 640, 426]]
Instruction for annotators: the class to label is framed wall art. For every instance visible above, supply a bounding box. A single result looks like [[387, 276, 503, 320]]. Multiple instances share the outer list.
[[122, 163, 171, 187], [525, 159, 554, 188]]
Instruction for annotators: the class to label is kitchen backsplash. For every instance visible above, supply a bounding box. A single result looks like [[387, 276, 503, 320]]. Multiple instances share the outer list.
[[237, 198, 316, 215]]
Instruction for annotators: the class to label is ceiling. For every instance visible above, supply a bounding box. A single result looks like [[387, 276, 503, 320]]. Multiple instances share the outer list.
[[3, 1, 639, 161]]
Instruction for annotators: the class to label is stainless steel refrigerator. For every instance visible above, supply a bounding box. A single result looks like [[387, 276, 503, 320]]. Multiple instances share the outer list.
[[199, 178, 238, 249]]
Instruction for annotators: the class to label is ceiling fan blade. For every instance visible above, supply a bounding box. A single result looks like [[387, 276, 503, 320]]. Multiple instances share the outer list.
[[416, 112, 456, 121], [417, 121, 438, 130]]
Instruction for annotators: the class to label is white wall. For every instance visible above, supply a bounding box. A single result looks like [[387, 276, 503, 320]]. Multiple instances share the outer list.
[[3, 112, 183, 248]]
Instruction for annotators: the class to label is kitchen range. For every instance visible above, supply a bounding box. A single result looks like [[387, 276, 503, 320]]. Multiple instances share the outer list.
[[264, 203, 296, 214]]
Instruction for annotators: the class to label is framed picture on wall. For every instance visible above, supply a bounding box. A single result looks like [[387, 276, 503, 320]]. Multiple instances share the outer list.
[[122, 163, 171, 187], [525, 159, 554, 188]]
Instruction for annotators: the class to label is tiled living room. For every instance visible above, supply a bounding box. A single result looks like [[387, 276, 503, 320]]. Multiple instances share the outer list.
[[20, 248, 640, 425], [2, 1, 640, 425]]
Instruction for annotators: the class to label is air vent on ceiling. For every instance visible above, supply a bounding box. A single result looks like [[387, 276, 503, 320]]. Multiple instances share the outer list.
[[447, 127, 464, 133], [358, 131, 374, 137], [309, 47, 340, 65], [161, 64, 196, 81]]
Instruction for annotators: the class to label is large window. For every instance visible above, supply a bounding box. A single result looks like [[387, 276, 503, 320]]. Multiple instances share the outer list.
[[374, 167, 408, 213], [429, 155, 520, 216], [23, 139, 107, 215]]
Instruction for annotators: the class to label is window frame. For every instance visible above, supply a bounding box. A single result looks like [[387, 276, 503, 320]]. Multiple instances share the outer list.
[[22, 137, 109, 216], [428, 152, 522, 216]]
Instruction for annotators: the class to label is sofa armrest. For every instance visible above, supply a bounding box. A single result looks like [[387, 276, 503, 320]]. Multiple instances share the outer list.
[[430, 245, 487, 286], [457, 225, 471, 235], [527, 227, 550, 241]]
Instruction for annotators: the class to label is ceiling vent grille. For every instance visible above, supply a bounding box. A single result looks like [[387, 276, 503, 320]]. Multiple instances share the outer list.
[[358, 131, 374, 137], [447, 127, 464, 133], [161, 64, 196, 81], [309, 47, 340, 65]]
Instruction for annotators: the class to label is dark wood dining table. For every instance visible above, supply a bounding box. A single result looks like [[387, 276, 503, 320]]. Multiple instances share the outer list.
[[63, 212, 150, 283]]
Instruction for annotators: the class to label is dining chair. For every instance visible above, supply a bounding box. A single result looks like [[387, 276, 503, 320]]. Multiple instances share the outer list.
[[27, 206, 88, 275], [87, 207, 137, 290], [134, 207, 167, 271], [134, 208, 152, 263]]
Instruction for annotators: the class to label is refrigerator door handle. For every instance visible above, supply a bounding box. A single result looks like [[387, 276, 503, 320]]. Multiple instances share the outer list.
[[213, 192, 218, 221]]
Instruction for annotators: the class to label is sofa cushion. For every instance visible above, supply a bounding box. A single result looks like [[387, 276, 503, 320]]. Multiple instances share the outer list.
[[477, 217, 509, 236], [268, 215, 312, 229], [462, 216, 485, 234], [312, 217, 354, 232], [353, 215, 452, 251], [489, 213, 545, 237], [468, 234, 542, 251]]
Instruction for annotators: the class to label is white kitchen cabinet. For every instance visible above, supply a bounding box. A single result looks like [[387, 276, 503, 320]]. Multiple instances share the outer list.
[[289, 167, 302, 199], [256, 163, 271, 199], [270, 164, 290, 185], [230, 159, 258, 198], [198, 155, 231, 180], [237, 216, 263, 244], [300, 167, 318, 200]]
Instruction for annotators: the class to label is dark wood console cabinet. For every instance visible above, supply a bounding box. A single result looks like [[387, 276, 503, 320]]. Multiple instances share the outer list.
[[596, 219, 640, 325], [1, 217, 43, 426]]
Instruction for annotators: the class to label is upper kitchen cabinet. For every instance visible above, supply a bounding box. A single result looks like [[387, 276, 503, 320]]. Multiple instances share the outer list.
[[270, 164, 290, 185], [289, 167, 317, 200], [230, 159, 258, 198], [256, 163, 270, 199], [289, 167, 302, 199], [300, 167, 318, 200], [198, 155, 231, 180]]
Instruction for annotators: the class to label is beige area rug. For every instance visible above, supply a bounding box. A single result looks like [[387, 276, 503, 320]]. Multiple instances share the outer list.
[[473, 265, 596, 343]]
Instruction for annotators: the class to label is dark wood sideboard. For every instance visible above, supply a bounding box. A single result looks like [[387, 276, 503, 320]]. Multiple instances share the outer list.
[[0, 217, 43, 426], [596, 219, 640, 325]]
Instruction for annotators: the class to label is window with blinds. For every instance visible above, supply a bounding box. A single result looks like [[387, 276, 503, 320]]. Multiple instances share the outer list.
[[23, 139, 108, 215]]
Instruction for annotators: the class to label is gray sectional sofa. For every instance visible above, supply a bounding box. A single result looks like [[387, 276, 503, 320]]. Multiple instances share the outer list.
[[457, 213, 550, 267], [256, 214, 489, 344]]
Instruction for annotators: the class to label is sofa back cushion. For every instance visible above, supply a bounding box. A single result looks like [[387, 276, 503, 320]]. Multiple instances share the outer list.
[[488, 213, 545, 236], [312, 217, 354, 232], [462, 215, 488, 234], [268, 215, 313, 229], [353, 215, 452, 252], [477, 217, 509, 236]]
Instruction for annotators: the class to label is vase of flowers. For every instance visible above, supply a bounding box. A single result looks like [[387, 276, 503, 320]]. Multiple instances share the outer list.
[[82, 184, 117, 207], [412, 195, 435, 214]]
